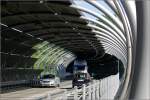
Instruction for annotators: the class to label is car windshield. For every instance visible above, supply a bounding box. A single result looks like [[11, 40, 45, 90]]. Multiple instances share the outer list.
[[41, 74, 55, 79]]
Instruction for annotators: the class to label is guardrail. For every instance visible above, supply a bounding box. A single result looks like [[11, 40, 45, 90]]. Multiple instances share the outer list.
[[1, 80, 30, 87], [0, 80, 30, 93], [49, 74, 119, 100], [52, 80, 101, 100], [23, 80, 100, 100], [0, 79, 40, 93], [3, 74, 118, 100]]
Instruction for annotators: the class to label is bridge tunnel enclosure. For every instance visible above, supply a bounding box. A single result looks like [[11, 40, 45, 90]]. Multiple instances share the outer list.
[[1, 0, 136, 99], [1, 0, 105, 83]]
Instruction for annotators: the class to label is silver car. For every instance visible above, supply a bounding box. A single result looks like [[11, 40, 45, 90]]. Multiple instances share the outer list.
[[40, 74, 60, 87]]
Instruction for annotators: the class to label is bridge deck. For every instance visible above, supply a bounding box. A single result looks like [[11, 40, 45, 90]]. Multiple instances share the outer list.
[[0, 81, 72, 100]]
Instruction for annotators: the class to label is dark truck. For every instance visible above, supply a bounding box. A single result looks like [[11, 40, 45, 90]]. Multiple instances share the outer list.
[[72, 71, 91, 88], [72, 59, 91, 88]]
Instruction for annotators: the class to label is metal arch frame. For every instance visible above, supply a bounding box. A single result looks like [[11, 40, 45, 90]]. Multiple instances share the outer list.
[[102, 47, 126, 64], [27, 28, 99, 42], [1, 15, 87, 32], [42, 34, 96, 41], [82, 16, 127, 61], [14, 24, 91, 34], [44, 2, 103, 57], [2, 21, 90, 33], [40, 39, 100, 51], [124, 1, 137, 42], [52, 45, 94, 51], [54, 52, 75, 67], [2, 3, 80, 30], [70, 4, 124, 38], [95, 34, 127, 56], [56, 53, 75, 66], [3, 2, 102, 54], [85, 0, 124, 33], [40, 32, 100, 41], [36, 44, 58, 57], [76, 31, 99, 58], [106, 48, 127, 67], [32, 41, 49, 49], [38, 48, 64, 69], [32, 46, 51, 58], [50, 44, 103, 54], [32, 44, 56, 58], [95, 31, 126, 52], [88, 23, 126, 47], [36, 32, 95, 39], [1, 24, 42, 44], [105, 0, 120, 18], [60, 56, 76, 68], [43, 40, 100, 49], [99, 39, 127, 59], [102, 42, 127, 61], [35, 46, 61, 69], [96, 39, 126, 60], [54, 52, 70, 65], [48, 40, 97, 49], [82, 2, 134, 95], [52, 43, 92, 49], [2, 14, 87, 30], [1, 16, 88, 36], [45, 51, 65, 68], [34, 44, 75, 70], [40, 49, 75, 70], [2, 1, 105, 58], [104, 47, 126, 65], [50, 39, 103, 47], [103, 44, 126, 64], [24, 27, 91, 35], [89, 24, 126, 50], [10, 20, 87, 28], [114, 0, 135, 99], [80, 16, 126, 43], [70, 1, 128, 65], [61, 57, 76, 68], [40, 36, 119, 59], [47, 48, 65, 65], [70, 3, 128, 57], [44, 38, 104, 51], [95, 32, 126, 53], [37, 33, 96, 41], [33, 41, 75, 69]]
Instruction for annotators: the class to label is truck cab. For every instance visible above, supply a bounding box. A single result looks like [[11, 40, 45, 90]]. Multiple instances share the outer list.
[[72, 71, 91, 88], [72, 59, 91, 88]]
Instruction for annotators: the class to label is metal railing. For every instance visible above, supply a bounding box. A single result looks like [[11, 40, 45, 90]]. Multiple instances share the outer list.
[[20, 74, 119, 100], [54, 80, 101, 100]]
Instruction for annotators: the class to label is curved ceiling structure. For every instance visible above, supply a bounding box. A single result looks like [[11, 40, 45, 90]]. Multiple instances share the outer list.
[[1, 0, 137, 99], [1, 1, 105, 59], [1, 0, 106, 76]]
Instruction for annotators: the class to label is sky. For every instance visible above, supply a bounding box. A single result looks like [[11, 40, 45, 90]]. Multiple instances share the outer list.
[[73, 0, 115, 20]]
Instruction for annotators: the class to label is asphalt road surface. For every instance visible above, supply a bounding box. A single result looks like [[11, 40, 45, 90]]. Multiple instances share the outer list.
[[0, 80, 72, 100]]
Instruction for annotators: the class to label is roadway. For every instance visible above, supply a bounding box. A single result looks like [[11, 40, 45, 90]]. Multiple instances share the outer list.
[[0, 80, 72, 100]]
